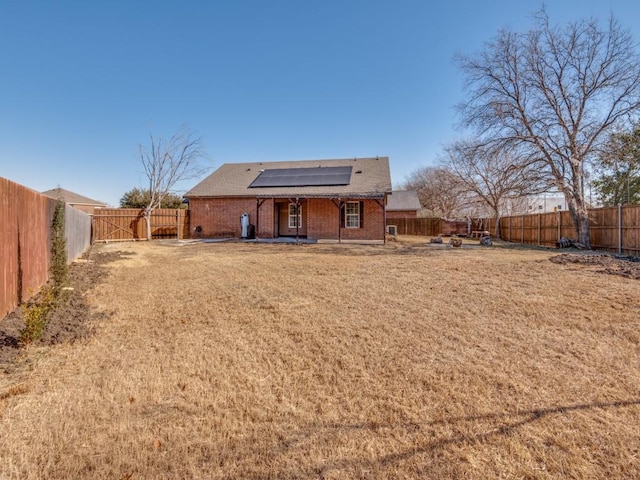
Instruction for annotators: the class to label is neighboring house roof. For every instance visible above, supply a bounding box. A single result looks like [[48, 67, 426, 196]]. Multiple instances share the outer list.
[[386, 190, 421, 211], [185, 157, 392, 198], [42, 188, 107, 207]]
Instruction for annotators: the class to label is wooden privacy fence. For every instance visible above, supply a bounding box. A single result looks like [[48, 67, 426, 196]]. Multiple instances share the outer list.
[[588, 205, 639, 255], [387, 217, 468, 236], [388, 204, 640, 256], [92, 208, 190, 242], [482, 211, 576, 248], [480, 205, 640, 256], [1, 177, 92, 319]]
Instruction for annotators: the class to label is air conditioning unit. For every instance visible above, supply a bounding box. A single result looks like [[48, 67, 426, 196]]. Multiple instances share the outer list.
[[387, 225, 398, 236]]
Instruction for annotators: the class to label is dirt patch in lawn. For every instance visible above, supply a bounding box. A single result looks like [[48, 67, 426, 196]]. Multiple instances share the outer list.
[[550, 253, 640, 280], [0, 248, 131, 371]]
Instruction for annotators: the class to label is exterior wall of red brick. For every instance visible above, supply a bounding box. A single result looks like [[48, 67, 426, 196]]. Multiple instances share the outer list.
[[190, 197, 385, 240], [190, 197, 275, 238], [306, 198, 385, 240], [386, 210, 418, 220], [341, 199, 385, 241], [306, 198, 339, 239], [256, 198, 275, 238]]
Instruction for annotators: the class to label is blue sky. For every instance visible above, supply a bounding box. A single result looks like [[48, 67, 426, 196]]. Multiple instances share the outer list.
[[1, 0, 639, 206]]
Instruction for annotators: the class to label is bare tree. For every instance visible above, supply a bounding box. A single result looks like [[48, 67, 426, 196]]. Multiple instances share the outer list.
[[457, 10, 640, 247], [444, 141, 549, 238], [139, 126, 208, 240], [402, 166, 466, 218]]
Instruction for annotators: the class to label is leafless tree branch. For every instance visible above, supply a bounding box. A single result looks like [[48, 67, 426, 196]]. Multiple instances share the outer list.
[[138, 125, 209, 240], [443, 140, 551, 237], [456, 10, 640, 246]]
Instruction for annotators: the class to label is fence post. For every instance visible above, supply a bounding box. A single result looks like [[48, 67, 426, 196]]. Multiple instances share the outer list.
[[537, 213, 541, 246], [521, 215, 525, 244], [177, 210, 181, 240], [618, 203, 622, 255], [508, 216, 511, 242], [557, 210, 561, 243]]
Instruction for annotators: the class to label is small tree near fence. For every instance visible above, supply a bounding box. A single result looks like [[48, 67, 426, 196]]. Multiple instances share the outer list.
[[138, 126, 208, 240]]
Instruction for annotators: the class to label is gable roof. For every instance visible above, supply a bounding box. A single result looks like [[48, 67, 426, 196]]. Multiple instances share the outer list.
[[42, 188, 107, 206], [185, 157, 392, 198], [386, 190, 421, 211]]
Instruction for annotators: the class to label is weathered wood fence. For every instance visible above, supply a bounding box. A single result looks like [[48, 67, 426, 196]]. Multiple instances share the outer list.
[[1, 178, 92, 319], [92, 208, 189, 242], [481, 205, 640, 256], [387, 204, 640, 256], [387, 218, 468, 236]]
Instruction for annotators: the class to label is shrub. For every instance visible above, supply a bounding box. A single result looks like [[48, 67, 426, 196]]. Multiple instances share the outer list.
[[20, 287, 54, 345], [19, 200, 69, 344], [50, 200, 68, 296]]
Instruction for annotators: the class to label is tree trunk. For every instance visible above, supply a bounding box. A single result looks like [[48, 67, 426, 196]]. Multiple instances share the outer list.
[[566, 162, 591, 248], [578, 211, 590, 247], [144, 207, 153, 241], [567, 196, 590, 248], [494, 215, 501, 239]]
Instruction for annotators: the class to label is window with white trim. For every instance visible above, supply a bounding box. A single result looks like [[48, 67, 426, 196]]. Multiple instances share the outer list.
[[345, 201, 360, 228], [288, 204, 302, 228]]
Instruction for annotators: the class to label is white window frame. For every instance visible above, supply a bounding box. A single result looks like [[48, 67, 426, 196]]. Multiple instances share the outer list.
[[345, 201, 360, 228], [288, 204, 302, 228]]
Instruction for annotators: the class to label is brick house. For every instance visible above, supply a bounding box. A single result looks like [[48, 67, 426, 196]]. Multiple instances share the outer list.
[[386, 190, 421, 220], [42, 187, 108, 214], [185, 157, 392, 242]]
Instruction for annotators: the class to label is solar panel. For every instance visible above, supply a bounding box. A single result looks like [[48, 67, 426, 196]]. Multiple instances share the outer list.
[[249, 166, 353, 188]]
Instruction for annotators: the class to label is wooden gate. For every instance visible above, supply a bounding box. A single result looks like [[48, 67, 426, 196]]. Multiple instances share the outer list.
[[92, 208, 190, 241]]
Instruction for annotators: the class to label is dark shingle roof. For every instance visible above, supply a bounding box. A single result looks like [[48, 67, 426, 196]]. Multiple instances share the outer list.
[[386, 190, 421, 211], [185, 157, 392, 198]]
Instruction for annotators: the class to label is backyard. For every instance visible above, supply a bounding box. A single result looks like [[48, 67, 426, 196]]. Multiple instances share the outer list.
[[0, 238, 639, 479]]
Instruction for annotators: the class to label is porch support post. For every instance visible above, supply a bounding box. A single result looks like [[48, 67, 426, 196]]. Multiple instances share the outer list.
[[331, 198, 343, 243], [374, 197, 386, 244], [256, 198, 266, 239], [295, 197, 300, 244]]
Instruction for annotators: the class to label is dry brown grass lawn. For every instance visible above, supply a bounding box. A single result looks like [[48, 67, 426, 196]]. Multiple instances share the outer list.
[[1, 237, 639, 479]]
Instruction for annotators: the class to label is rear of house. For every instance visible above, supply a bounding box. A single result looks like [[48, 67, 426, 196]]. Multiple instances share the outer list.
[[386, 190, 421, 220], [185, 157, 392, 242]]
